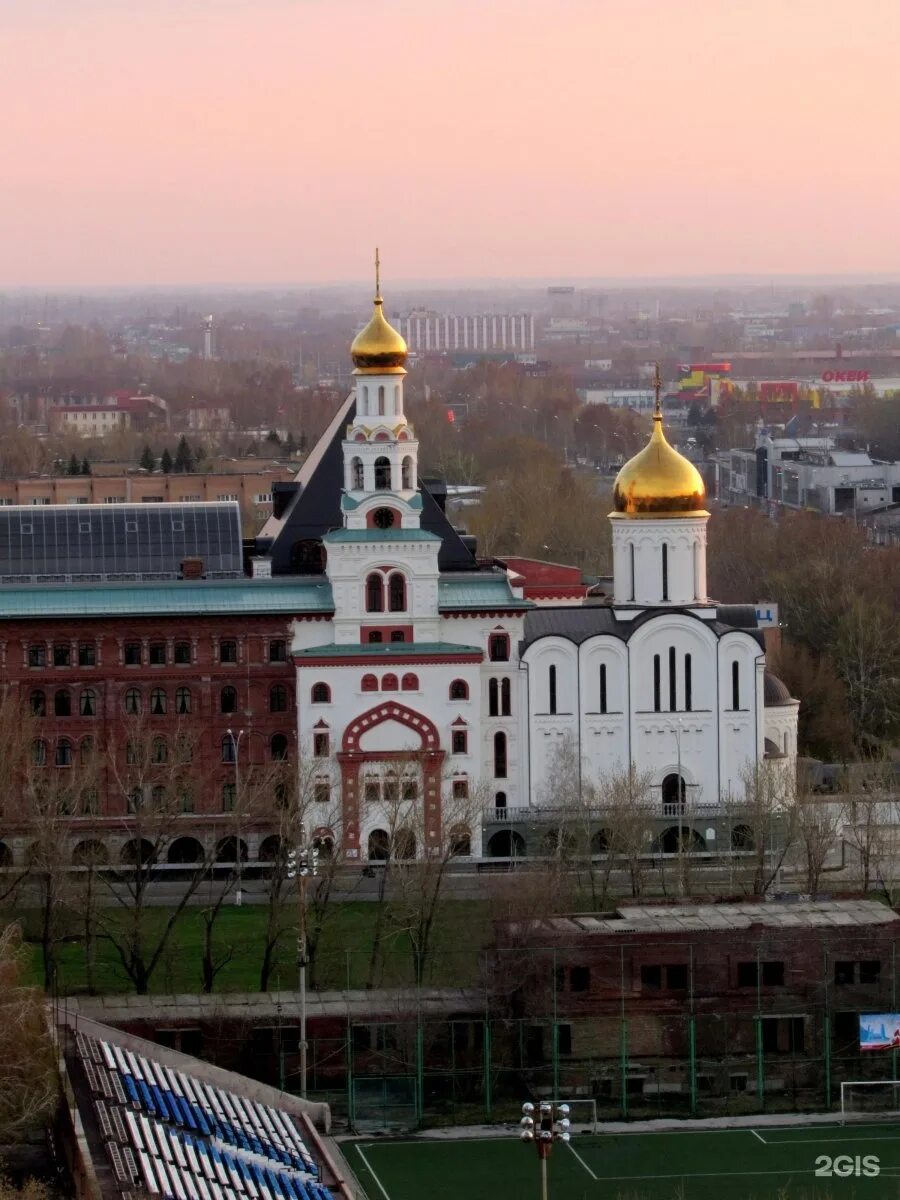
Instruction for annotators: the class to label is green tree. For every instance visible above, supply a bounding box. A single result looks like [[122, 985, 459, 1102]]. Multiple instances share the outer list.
[[174, 435, 194, 473], [139, 444, 156, 472], [66, 453, 79, 476], [160, 447, 173, 474], [80, 457, 91, 476]]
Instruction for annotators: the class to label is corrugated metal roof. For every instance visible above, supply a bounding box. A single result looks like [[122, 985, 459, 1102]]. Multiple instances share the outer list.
[[546, 900, 900, 936], [0, 579, 334, 619], [323, 528, 440, 543], [294, 641, 481, 658], [439, 577, 531, 610]]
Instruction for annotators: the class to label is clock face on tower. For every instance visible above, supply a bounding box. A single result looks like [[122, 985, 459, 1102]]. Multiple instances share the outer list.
[[373, 507, 396, 529]]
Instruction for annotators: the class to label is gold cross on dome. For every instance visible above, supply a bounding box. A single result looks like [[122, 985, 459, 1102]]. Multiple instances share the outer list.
[[375, 246, 381, 301], [653, 361, 662, 417]]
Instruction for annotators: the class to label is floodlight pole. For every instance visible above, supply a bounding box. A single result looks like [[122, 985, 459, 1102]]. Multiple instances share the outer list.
[[519, 1100, 570, 1200], [288, 836, 318, 1099]]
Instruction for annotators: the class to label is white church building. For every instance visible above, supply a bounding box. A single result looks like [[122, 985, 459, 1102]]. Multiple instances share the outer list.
[[257, 270, 799, 860]]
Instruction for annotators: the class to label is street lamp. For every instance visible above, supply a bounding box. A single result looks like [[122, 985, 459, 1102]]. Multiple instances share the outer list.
[[226, 727, 245, 906], [674, 717, 686, 898], [520, 1100, 570, 1200], [287, 838, 319, 1099]]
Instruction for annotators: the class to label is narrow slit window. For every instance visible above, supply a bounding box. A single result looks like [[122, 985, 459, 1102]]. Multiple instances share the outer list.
[[662, 543, 669, 601], [653, 654, 661, 713], [684, 653, 692, 712], [629, 543, 635, 601], [669, 646, 677, 712], [732, 661, 740, 710], [599, 664, 607, 714], [548, 665, 557, 714]]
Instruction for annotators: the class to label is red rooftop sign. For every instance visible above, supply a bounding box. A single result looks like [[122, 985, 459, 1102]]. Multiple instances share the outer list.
[[822, 369, 870, 383]]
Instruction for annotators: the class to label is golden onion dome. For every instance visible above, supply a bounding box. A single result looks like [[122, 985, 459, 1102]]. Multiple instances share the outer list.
[[613, 393, 706, 517], [351, 250, 407, 374]]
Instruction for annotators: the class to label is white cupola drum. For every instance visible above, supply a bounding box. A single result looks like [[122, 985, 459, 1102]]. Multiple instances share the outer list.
[[343, 250, 420, 510], [608, 365, 710, 607]]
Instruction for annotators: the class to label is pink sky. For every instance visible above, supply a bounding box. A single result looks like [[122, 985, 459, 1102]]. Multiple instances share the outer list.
[[1, 0, 898, 287]]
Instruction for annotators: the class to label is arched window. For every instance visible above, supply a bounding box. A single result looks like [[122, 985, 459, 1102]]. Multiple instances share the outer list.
[[501, 677, 511, 716], [32, 739, 47, 766], [150, 687, 167, 716], [488, 678, 499, 717], [661, 542, 669, 601], [450, 826, 471, 857], [152, 737, 168, 764], [489, 632, 509, 662], [222, 783, 236, 812], [599, 664, 607, 714], [548, 665, 557, 715], [222, 735, 237, 764], [374, 456, 391, 489], [220, 685, 237, 715], [401, 673, 418, 691], [493, 731, 508, 779], [377, 384, 386, 416], [351, 456, 364, 489], [368, 631, 383, 644], [361, 673, 378, 692], [732, 661, 740, 710], [311, 682, 331, 704], [662, 773, 687, 813], [80, 688, 96, 717], [653, 654, 661, 713], [368, 829, 390, 861], [668, 646, 677, 712], [30, 690, 45, 716], [393, 385, 401, 413], [56, 737, 73, 767], [175, 686, 191, 714], [54, 689, 71, 717], [269, 684, 288, 712], [449, 679, 469, 700], [629, 543, 636, 602], [80, 737, 94, 765], [401, 455, 413, 489], [366, 572, 384, 613], [271, 733, 288, 761], [388, 572, 406, 612], [382, 673, 398, 692], [150, 785, 166, 810], [684, 653, 692, 712], [495, 791, 507, 812]]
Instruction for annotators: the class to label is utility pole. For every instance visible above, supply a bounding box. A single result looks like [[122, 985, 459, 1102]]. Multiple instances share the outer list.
[[287, 838, 319, 1099], [226, 727, 245, 906]]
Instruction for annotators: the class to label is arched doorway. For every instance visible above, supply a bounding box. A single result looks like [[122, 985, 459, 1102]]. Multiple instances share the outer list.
[[167, 837, 204, 865], [657, 826, 706, 854], [121, 838, 155, 866], [487, 830, 526, 858], [541, 828, 576, 858], [661, 773, 687, 813], [215, 837, 248, 864], [731, 824, 755, 851], [258, 835, 284, 862], [367, 829, 390, 861], [72, 840, 108, 866]]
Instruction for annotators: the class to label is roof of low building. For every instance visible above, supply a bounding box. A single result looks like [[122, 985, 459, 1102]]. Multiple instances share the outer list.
[[294, 641, 481, 660]]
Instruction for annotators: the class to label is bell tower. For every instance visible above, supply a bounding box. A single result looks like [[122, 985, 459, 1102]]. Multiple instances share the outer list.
[[342, 250, 421, 530]]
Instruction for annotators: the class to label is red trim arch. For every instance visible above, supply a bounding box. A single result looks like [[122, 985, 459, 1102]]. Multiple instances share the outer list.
[[342, 702, 440, 753], [338, 703, 444, 861]]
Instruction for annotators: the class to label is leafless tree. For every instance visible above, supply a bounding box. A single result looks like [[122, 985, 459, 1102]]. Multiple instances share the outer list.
[[0, 924, 57, 1146], [722, 763, 796, 896]]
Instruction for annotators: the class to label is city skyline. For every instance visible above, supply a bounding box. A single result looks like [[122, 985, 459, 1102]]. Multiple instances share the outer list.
[[2, 0, 899, 287]]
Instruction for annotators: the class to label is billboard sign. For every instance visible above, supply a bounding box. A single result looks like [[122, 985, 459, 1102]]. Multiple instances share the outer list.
[[822, 369, 870, 383], [859, 1014, 900, 1051]]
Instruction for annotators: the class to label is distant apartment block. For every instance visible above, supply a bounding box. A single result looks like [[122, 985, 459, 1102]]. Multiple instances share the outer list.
[[392, 311, 535, 353], [18, 390, 169, 434], [0, 468, 296, 521]]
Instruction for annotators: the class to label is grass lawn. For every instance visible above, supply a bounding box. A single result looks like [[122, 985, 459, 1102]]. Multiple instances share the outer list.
[[350, 1123, 900, 1200], [4, 899, 491, 996]]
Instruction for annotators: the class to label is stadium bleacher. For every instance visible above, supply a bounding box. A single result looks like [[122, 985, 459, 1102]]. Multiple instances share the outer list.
[[75, 1029, 335, 1200]]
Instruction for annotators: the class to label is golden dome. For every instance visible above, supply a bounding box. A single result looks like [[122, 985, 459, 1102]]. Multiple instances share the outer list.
[[612, 387, 706, 517], [351, 249, 408, 374]]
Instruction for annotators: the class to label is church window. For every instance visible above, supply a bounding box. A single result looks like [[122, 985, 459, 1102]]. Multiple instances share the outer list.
[[374, 456, 391, 490], [351, 456, 364, 489], [361, 673, 378, 692], [368, 631, 383, 643], [372, 507, 396, 529], [401, 455, 413, 489], [489, 632, 509, 662], [361, 385, 369, 413], [377, 385, 386, 416], [684, 654, 692, 711], [653, 655, 661, 712], [495, 791, 507, 812], [732, 661, 740, 710], [668, 647, 677, 712], [599, 664, 607, 714], [488, 678, 499, 717], [311, 682, 331, 704], [452, 778, 469, 800], [662, 543, 669, 601], [401, 673, 418, 691], [548, 665, 557, 714], [493, 731, 508, 779], [313, 730, 330, 758], [629, 544, 636, 602], [382, 673, 398, 692], [388, 572, 406, 612], [449, 679, 469, 701], [366, 573, 384, 613], [501, 677, 511, 716], [452, 729, 468, 755], [390, 630, 405, 643]]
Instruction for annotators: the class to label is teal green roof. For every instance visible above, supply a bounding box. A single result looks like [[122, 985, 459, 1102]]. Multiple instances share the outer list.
[[439, 577, 531, 610], [323, 528, 439, 544], [295, 641, 481, 659], [0, 579, 334, 620]]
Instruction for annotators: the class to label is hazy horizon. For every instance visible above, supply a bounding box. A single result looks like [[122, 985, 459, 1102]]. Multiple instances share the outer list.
[[3, 0, 899, 289]]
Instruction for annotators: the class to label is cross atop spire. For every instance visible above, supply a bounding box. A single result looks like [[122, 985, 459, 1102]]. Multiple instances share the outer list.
[[374, 246, 381, 303], [653, 361, 662, 420]]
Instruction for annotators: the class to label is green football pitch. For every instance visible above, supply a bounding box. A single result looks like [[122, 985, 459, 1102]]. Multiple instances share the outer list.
[[349, 1123, 900, 1200]]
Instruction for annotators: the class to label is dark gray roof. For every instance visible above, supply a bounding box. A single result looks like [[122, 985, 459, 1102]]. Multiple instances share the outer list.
[[0, 502, 243, 583], [764, 670, 794, 705], [522, 604, 765, 650]]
